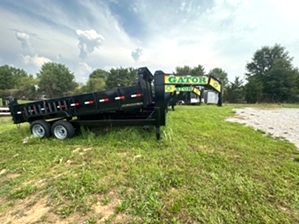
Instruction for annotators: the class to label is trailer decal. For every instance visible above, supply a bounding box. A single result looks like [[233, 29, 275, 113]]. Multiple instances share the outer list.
[[192, 87, 201, 96], [99, 98, 109, 103], [122, 102, 143, 107], [165, 85, 176, 92], [209, 78, 221, 92], [115, 96, 125, 100], [165, 85, 194, 92]]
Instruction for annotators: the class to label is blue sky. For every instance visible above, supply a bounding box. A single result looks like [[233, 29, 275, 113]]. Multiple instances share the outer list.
[[0, 0, 298, 84]]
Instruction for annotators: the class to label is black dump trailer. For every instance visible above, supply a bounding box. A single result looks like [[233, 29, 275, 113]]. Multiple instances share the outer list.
[[7, 67, 174, 140]]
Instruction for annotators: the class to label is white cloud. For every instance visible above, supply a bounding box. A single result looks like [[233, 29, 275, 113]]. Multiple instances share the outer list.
[[131, 48, 143, 61], [15, 32, 34, 53], [56, 54, 62, 60], [74, 62, 94, 83], [129, 4, 138, 13], [22, 54, 52, 68], [1, 0, 299, 84], [76, 29, 105, 59], [130, 0, 299, 79]]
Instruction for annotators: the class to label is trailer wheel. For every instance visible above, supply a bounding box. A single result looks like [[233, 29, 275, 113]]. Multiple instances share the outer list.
[[51, 121, 75, 140], [30, 120, 51, 138]]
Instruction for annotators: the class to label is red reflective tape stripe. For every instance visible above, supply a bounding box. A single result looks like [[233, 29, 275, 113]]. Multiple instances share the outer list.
[[61, 105, 65, 108], [99, 98, 109, 102], [131, 93, 142, 98], [84, 100, 94, 105], [115, 96, 125, 100], [71, 103, 79, 106]]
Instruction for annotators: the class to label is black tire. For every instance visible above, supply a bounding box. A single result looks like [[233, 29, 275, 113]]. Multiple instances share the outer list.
[[30, 120, 51, 138], [51, 120, 75, 140]]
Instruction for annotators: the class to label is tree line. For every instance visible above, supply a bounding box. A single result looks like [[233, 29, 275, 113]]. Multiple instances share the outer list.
[[1, 44, 298, 103]]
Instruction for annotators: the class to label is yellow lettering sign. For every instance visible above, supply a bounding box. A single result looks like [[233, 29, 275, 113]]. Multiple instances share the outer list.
[[165, 75, 208, 84]]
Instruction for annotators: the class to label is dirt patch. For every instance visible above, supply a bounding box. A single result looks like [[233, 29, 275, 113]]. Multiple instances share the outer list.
[[5, 173, 21, 179], [93, 191, 121, 221], [0, 194, 50, 224], [0, 190, 131, 224], [90, 190, 132, 223]]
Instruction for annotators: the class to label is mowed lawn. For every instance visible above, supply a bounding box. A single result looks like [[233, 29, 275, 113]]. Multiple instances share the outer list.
[[0, 105, 298, 224]]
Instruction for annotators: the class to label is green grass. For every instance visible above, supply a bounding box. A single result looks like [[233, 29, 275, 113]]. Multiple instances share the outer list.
[[0, 105, 299, 223]]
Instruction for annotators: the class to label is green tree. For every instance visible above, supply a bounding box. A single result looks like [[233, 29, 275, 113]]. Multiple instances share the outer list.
[[0, 65, 28, 90], [89, 68, 109, 80], [208, 68, 229, 88], [265, 58, 299, 102], [174, 65, 192, 75], [190, 64, 205, 76], [105, 67, 138, 90], [226, 76, 245, 103], [80, 78, 106, 93], [244, 77, 263, 103], [174, 64, 205, 76], [0, 65, 16, 90], [246, 44, 293, 78], [17, 75, 38, 100], [36, 62, 78, 98], [245, 44, 298, 102]]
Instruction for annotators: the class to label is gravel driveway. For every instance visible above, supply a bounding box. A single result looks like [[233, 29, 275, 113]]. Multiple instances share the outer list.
[[225, 107, 299, 150]]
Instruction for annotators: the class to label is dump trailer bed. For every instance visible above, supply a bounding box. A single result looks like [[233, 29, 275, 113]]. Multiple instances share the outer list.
[[7, 67, 170, 140], [9, 68, 154, 124]]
